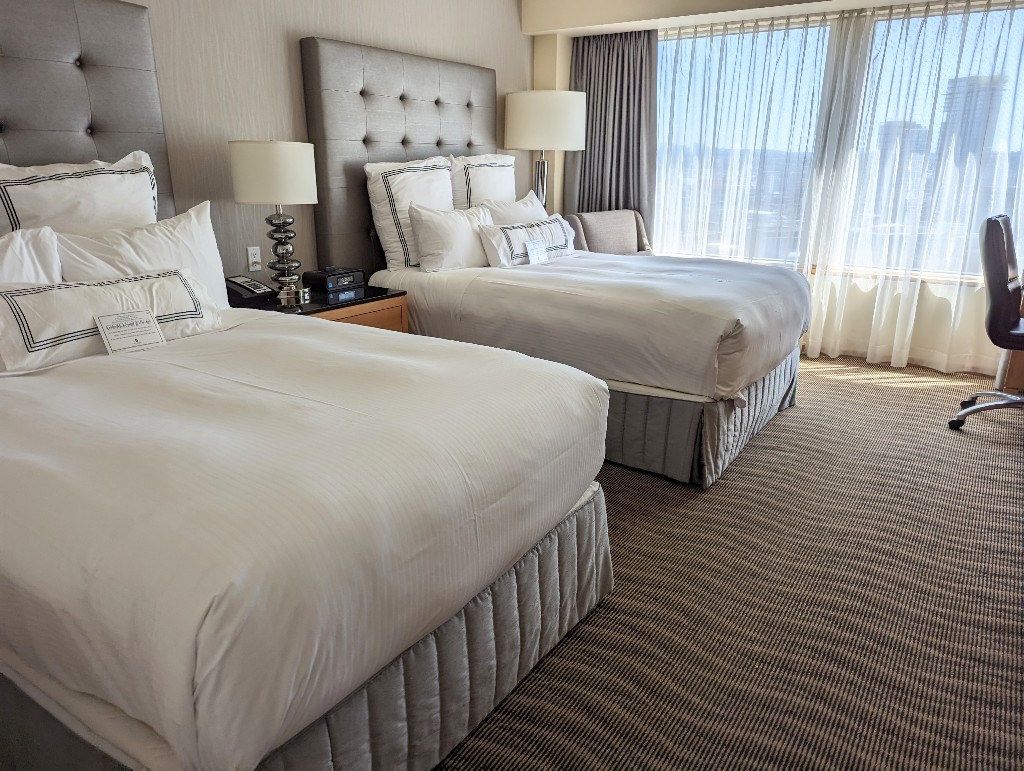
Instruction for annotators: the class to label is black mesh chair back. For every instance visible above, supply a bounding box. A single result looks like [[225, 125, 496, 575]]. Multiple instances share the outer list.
[[981, 215, 1024, 350], [949, 215, 1024, 428]]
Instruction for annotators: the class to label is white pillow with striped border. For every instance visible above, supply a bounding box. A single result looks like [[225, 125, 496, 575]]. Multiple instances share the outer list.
[[365, 156, 453, 271], [0, 152, 158, 236], [0, 269, 221, 373], [477, 215, 577, 268], [449, 154, 516, 210]]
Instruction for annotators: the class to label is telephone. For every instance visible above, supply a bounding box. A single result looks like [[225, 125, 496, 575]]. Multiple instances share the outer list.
[[225, 275, 277, 307]]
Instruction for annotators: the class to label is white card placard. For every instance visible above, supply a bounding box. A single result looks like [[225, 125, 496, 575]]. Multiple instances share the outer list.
[[525, 238, 548, 264], [95, 309, 166, 354]]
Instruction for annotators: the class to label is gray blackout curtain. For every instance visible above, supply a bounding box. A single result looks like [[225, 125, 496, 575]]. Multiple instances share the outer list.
[[564, 30, 657, 229]]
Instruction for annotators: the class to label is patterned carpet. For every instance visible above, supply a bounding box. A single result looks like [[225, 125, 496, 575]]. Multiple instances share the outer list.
[[440, 358, 1024, 769]]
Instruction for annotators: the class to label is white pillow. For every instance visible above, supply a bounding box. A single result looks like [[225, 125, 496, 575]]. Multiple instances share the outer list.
[[0, 152, 158, 236], [477, 215, 577, 268], [365, 156, 453, 271], [478, 190, 549, 226], [55, 201, 229, 309], [0, 227, 62, 284], [449, 154, 516, 210], [409, 204, 493, 272], [0, 269, 221, 373]]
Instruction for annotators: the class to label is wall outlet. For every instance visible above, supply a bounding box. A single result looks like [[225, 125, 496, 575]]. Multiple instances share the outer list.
[[246, 246, 262, 272]]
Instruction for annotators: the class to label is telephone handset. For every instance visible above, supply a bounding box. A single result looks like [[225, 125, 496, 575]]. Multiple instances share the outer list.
[[225, 275, 277, 307]]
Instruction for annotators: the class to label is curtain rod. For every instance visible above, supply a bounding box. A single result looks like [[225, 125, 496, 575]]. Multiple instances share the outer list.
[[658, 0, 1018, 39]]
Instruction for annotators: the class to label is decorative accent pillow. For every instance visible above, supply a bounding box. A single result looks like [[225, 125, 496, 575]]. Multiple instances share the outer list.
[[0, 152, 158, 236], [478, 190, 549, 226], [409, 204, 493, 272], [365, 156, 453, 270], [55, 201, 230, 309], [449, 154, 516, 210], [477, 215, 577, 268], [0, 227, 62, 284], [0, 269, 221, 373]]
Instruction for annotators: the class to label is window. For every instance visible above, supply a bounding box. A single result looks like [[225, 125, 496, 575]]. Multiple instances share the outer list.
[[655, 2, 1024, 278], [655, 17, 829, 266]]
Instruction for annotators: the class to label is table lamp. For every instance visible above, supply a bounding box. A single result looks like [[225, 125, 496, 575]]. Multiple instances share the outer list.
[[229, 140, 318, 307], [504, 90, 586, 207]]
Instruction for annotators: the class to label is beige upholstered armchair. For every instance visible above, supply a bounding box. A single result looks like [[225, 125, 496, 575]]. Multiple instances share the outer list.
[[565, 210, 654, 255]]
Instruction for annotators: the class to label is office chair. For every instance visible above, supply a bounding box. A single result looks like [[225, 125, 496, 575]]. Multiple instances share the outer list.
[[949, 215, 1024, 429]]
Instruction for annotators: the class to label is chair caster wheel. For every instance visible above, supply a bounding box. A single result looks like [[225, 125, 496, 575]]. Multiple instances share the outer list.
[[949, 419, 965, 430], [960, 399, 977, 408]]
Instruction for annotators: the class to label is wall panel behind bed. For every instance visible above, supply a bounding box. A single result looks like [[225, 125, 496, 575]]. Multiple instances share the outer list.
[[132, 0, 533, 278]]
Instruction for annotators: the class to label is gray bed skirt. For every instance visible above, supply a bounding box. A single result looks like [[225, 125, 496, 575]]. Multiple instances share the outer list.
[[0, 484, 613, 771], [606, 347, 800, 488]]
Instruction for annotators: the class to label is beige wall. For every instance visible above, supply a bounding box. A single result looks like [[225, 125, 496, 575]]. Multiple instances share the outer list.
[[137, 0, 533, 279]]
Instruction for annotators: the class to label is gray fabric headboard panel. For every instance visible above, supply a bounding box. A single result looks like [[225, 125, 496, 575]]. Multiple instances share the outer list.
[[0, 0, 175, 220], [301, 38, 497, 277]]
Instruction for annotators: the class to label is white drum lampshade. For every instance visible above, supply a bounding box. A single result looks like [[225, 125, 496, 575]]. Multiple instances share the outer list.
[[228, 140, 318, 307], [504, 90, 586, 206], [228, 140, 318, 205]]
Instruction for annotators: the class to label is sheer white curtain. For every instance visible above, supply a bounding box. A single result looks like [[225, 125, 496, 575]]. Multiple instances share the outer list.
[[806, 1, 1024, 373], [655, 0, 1024, 374], [655, 17, 830, 266]]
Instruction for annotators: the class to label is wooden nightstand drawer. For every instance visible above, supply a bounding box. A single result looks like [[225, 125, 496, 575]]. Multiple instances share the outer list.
[[311, 295, 408, 332]]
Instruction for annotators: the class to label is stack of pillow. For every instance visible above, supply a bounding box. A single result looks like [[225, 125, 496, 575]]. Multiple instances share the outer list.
[[0, 152, 226, 373], [364, 154, 577, 272]]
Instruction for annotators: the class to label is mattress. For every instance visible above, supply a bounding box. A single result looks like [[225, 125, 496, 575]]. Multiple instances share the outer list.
[[371, 252, 810, 400], [0, 309, 609, 769]]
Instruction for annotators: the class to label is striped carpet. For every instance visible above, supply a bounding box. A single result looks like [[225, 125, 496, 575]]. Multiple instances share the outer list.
[[439, 357, 1024, 769]]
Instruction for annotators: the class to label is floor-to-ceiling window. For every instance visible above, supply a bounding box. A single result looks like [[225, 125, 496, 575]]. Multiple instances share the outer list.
[[655, 16, 830, 267], [655, 1, 1024, 373]]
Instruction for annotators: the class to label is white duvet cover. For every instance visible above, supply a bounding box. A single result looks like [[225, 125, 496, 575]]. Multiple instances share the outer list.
[[372, 252, 811, 400], [0, 310, 608, 769]]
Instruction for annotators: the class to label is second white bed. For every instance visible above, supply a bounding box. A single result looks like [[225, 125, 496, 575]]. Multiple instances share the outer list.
[[372, 252, 810, 401]]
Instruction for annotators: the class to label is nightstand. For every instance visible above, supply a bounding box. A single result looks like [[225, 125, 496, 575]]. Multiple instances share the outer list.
[[254, 287, 409, 332]]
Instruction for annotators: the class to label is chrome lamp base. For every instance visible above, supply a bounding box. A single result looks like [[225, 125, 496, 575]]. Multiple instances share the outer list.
[[266, 205, 309, 307], [533, 150, 548, 208]]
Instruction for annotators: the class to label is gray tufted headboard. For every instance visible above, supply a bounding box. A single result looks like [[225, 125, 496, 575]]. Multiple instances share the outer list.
[[301, 38, 497, 277], [0, 0, 175, 220]]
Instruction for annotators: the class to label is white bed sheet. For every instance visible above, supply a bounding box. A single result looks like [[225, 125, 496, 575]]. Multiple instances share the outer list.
[[372, 252, 811, 400], [0, 309, 608, 769]]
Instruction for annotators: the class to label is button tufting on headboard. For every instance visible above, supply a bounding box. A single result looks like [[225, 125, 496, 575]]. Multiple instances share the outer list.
[[300, 37, 498, 278], [0, 0, 175, 219]]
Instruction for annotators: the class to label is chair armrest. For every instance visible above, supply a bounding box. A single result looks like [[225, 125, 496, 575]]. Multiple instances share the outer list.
[[565, 214, 588, 251], [634, 211, 652, 252]]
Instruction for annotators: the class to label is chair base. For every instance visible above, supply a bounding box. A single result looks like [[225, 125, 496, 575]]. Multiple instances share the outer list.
[[948, 390, 1024, 429]]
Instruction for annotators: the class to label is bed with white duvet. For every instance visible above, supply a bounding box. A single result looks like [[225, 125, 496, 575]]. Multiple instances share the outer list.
[[0, 308, 610, 769], [371, 248, 810, 487], [373, 251, 811, 401]]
